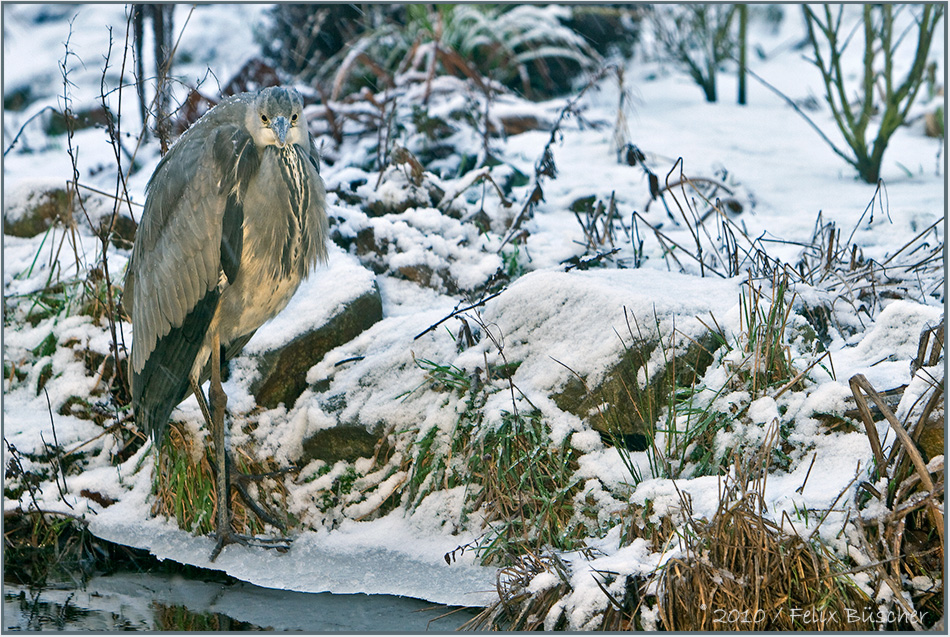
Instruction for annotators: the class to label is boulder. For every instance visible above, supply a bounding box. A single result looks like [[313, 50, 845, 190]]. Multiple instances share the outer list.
[[251, 282, 383, 409], [285, 268, 741, 466], [4, 180, 117, 239], [3, 184, 71, 237], [242, 246, 384, 410], [553, 331, 719, 450], [300, 425, 390, 465], [916, 392, 944, 462]]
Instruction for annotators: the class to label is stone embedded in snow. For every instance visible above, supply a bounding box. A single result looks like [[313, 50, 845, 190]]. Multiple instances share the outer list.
[[245, 245, 383, 409], [478, 269, 738, 444], [299, 424, 388, 465], [251, 285, 382, 409], [848, 300, 944, 369], [3, 178, 117, 238], [3, 181, 73, 237], [304, 267, 742, 451], [553, 328, 719, 449], [352, 205, 503, 295], [364, 158, 445, 217]]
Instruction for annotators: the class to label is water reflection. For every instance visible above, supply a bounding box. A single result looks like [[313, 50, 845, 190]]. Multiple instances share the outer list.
[[4, 571, 479, 631]]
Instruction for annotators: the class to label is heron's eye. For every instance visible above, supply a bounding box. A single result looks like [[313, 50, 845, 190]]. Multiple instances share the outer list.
[[261, 114, 268, 124], [291, 113, 298, 123]]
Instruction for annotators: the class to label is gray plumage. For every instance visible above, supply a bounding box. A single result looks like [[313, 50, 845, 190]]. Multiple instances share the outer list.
[[125, 86, 328, 448]]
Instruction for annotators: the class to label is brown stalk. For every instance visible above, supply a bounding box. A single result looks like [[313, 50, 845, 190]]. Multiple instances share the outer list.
[[848, 375, 889, 472], [850, 374, 934, 492]]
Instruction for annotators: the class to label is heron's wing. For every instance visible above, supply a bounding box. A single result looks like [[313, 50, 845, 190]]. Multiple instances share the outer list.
[[299, 137, 330, 267], [133, 288, 222, 443], [129, 113, 259, 441]]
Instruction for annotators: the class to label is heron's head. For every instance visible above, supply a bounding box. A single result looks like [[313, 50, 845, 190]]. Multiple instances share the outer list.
[[249, 87, 306, 149]]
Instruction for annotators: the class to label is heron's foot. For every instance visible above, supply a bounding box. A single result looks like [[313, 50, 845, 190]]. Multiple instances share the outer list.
[[233, 464, 298, 482], [209, 530, 292, 562], [226, 458, 298, 532], [232, 479, 287, 532]]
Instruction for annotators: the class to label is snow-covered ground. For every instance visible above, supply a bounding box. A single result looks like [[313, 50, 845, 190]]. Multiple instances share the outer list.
[[3, 3, 944, 625]]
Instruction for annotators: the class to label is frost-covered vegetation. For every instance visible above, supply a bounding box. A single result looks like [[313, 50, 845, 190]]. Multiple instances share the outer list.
[[3, 3, 945, 630]]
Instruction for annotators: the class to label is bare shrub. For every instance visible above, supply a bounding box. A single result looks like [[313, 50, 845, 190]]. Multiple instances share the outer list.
[[803, 4, 944, 183], [648, 4, 737, 103]]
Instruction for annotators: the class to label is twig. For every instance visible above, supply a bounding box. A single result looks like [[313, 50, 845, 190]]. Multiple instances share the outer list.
[[333, 355, 365, 367], [62, 418, 140, 458], [125, 5, 194, 171], [4, 507, 88, 525], [97, 23, 133, 400], [795, 451, 818, 495], [74, 181, 143, 208], [43, 388, 73, 509], [413, 289, 503, 340], [741, 64, 855, 167], [3, 106, 55, 157], [805, 461, 861, 543], [563, 248, 621, 271], [880, 216, 942, 266], [498, 65, 616, 252]]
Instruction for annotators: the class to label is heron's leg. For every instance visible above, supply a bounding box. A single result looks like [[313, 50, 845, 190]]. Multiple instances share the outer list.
[[227, 456, 289, 532], [191, 361, 284, 530], [206, 339, 291, 562], [208, 332, 233, 560]]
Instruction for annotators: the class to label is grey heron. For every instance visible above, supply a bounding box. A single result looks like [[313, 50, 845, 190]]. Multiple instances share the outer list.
[[124, 86, 328, 559]]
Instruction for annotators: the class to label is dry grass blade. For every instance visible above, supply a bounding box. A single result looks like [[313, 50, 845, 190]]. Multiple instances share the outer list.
[[850, 372, 944, 549], [850, 374, 934, 493], [912, 317, 944, 375], [850, 348, 944, 629], [152, 424, 287, 537], [775, 351, 831, 399], [848, 375, 889, 473]]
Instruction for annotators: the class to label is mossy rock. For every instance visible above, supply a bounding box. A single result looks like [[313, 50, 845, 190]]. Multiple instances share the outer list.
[[45, 106, 112, 136], [4, 187, 72, 237], [299, 425, 390, 465], [553, 332, 720, 450], [251, 283, 383, 409], [98, 213, 138, 250], [3, 85, 34, 112]]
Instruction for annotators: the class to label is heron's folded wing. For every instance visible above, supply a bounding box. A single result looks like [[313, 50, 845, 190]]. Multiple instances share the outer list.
[[299, 141, 330, 268], [127, 116, 258, 440], [129, 121, 258, 372]]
